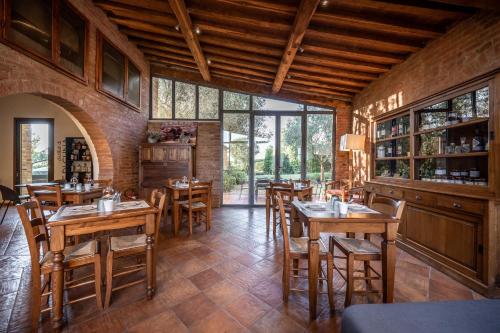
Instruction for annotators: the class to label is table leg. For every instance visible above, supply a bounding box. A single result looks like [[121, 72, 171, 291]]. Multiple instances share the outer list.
[[50, 227, 66, 329], [308, 225, 320, 320], [146, 214, 155, 299], [265, 189, 270, 232], [173, 201, 179, 236], [382, 224, 397, 303], [290, 205, 303, 238]]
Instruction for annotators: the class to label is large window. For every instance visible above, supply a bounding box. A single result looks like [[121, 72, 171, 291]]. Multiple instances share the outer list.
[[151, 77, 220, 120], [97, 34, 141, 108], [3, 0, 88, 79]]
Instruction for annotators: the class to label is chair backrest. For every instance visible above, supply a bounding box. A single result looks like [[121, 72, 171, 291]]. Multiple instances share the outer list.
[[149, 189, 166, 240], [270, 181, 294, 205], [293, 179, 311, 187], [167, 177, 185, 186], [276, 193, 290, 257], [0, 185, 20, 202], [187, 181, 212, 208], [368, 193, 406, 221], [27, 185, 63, 212], [16, 200, 49, 277]]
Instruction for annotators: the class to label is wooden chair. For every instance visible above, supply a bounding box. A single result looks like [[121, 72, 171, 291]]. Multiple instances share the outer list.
[[270, 181, 294, 237], [179, 181, 212, 235], [324, 179, 349, 202], [329, 193, 406, 307], [17, 199, 102, 329], [292, 179, 311, 187], [0, 185, 30, 225], [276, 193, 334, 309], [105, 190, 166, 307], [27, 185, 63, 218]]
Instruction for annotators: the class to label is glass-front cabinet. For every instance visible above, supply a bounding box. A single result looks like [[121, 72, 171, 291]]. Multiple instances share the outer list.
[[373, 83, 491, 187]]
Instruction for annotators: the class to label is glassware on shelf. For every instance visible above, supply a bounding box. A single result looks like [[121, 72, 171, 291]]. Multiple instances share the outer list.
[[472, 129, 485, 151]]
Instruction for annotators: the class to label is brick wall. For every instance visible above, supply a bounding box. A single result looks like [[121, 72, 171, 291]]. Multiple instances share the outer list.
[[352, 10, 500, 180], [0, 0, 150, 191], [335, 105, 352, 182]]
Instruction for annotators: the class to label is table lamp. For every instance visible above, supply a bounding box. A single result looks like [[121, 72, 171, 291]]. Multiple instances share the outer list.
[[339, 134, 366, 189]]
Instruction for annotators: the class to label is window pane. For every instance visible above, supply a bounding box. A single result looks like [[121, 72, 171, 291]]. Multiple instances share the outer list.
[[127, 62, 141, 107], [253, 97, 303, 111], [102, 40, 124, 97], [280, 116, 302, 180], [452, 93, 473, 119], [8, 0, 52, 58], [306, 114, 333, 183], [223, 91, 250, 110], [476, 87, 489, 118], [152, 77, 172, 118], [307, 105, 332, 111], [223, 113, 250, 204], [175, 82, 196, 119], [59, 2, 85, 76], [199, 86, 219, 119]]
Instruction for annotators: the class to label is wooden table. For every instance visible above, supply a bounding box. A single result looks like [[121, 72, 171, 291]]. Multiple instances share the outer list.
[[47, 201, 158, 329], [165, 184, 209, 236], [290, 200, 398, 320], [15, 182, 59, 187], [265, 185, 313, 230], [61, 187, 103, 204]]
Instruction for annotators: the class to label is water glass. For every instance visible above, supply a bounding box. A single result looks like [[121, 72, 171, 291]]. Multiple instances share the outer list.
[[339, 202, 349, 215]]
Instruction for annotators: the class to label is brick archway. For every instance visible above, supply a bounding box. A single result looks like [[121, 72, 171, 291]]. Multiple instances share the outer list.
[[0, 81, 114, 182]]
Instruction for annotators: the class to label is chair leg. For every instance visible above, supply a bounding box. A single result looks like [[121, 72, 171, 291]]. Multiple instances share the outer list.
[[0, 201, 11, 225], [327, 254, 334, 310], [94, 255, 103, 309], [272, 207, 277, 237], [32, 277, 41, 329], [318, 261, 324, 286], [104, 251, 114, 308], [345, 254, 354, 307], [364, 260, 372, 290], [188, 210, 193, 236], [282, 257, 290, 302]]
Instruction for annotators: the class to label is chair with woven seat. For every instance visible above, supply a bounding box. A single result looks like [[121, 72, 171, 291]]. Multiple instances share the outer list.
[[105, 190, 166, 307], [276, 193, 334, 309], [270, 181, 294, 237], [179, 181, 212, 235], [330, 193, 406, 307], [26, 184, 63, 218], [0, 185, 30, 225], [17, 199, 102, 329]]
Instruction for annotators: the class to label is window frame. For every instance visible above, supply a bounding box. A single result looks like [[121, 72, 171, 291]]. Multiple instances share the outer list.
[[1, 0, 89, 84], [96, 31, 141, 111]]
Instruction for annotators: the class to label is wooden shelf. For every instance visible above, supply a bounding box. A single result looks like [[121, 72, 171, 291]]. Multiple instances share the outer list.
[[414, 151, 489, 159], [375, 134, 410, 143], [414, 117, 489, 135], [375, 156, 410, 161]]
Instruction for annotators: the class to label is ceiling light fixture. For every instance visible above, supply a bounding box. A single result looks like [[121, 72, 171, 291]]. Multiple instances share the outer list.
[[194, 25, 201, 35], [298, 47, 304, 53], [320, 0, 329, 6], [286, 74, 292, 79], [174, 24, 180, 31], [207, 58, 212, 65]]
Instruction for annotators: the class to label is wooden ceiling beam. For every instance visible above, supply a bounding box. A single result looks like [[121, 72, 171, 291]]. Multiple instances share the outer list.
[[94, 1, 177, 26], [151, 65, 352, 107], [291, 62, 378, 81], [306, 26, 422, 54], [168, 0, 211, 81], [109, 17, 180, 37], [312, 9, 444, 39], [199, 35, 282, 58], [295, 53, 390, 74], [272, 0, 320, 94], [303, 40, 405, 65]]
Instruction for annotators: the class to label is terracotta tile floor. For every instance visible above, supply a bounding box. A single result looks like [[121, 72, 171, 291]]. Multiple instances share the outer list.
[[0, 206, 482, 332]]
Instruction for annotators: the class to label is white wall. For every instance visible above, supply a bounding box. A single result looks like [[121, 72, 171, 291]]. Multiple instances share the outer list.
[[0, 94, 84, 188]]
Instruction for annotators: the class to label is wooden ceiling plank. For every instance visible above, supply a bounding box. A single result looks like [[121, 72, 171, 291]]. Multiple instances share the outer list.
[[291, 62, 378, 81], [108, 0, 172, 13], [109, 17, 180, 37], [280, 86, 352, 102], [295, 53, 390, 74], [369, 0, 476, 15], [211, 69, 273, 85], [148, 57, 199, 70], [281, 83, 354, 98], [205, 54, 277, 73], [285, 77, 361, 94], [215, 0, 296, 15], [210, 63, 275, 80], [199, 35, 283, 58], [94, 1, 178, 26], [272, 0, 320, 94], [134, 40, 192, 56], [428, 0, 498, 10], [287, 70, 369, 88], [202, 45, 280, 66], [168, 0, 211, 81], [124, 31, 188, 48], [141, 47, 196, 63], [151, 65, 352, 106], [196, 22, 287, 47]]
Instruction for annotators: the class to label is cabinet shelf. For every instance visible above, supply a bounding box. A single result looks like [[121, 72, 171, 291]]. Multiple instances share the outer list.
[[375, 134, 410, 143], [375, 156, 410, 161], [414, 117, 488, 135], [414, 152, 489, 159]]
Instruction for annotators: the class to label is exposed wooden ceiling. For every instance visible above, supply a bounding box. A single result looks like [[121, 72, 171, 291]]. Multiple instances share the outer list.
[[93, 0, 482, 106]]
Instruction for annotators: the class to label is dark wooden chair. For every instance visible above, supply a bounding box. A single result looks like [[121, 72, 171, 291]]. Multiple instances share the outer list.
[[270, 181, 294, 237], [276, 193, 334, 309], [330, 193, 406, 307], [179, 181, 212, 235], [0, 185, 30, 224], [26, 185, 63, 218], [324, 179, 350, 202], [105, 190, 166, 307], [17, 199, 103, 329]]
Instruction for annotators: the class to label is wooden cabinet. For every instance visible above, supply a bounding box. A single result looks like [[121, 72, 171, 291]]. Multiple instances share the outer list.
[[139, 143, 196, 197]]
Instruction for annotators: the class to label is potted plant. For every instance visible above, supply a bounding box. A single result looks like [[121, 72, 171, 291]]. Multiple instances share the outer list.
[[147, 130, 162, 144]]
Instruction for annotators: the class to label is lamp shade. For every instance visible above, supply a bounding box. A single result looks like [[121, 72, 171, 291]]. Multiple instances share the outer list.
[[339, 134, 365, 152]]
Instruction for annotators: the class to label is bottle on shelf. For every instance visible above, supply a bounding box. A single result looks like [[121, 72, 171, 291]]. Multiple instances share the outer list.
[[391, 119, 398, 137], [398, 118, 403, 136], [472, 129, 485, 152]]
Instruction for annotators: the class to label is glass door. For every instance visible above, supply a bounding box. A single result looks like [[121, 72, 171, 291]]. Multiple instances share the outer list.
[[253, 115, 276, 204], [15, 118, 54, 192], [279, 116, 302, 181]]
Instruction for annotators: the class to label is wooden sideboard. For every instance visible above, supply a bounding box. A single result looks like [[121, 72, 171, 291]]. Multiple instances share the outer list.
[[139, 143, 196, 197]]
